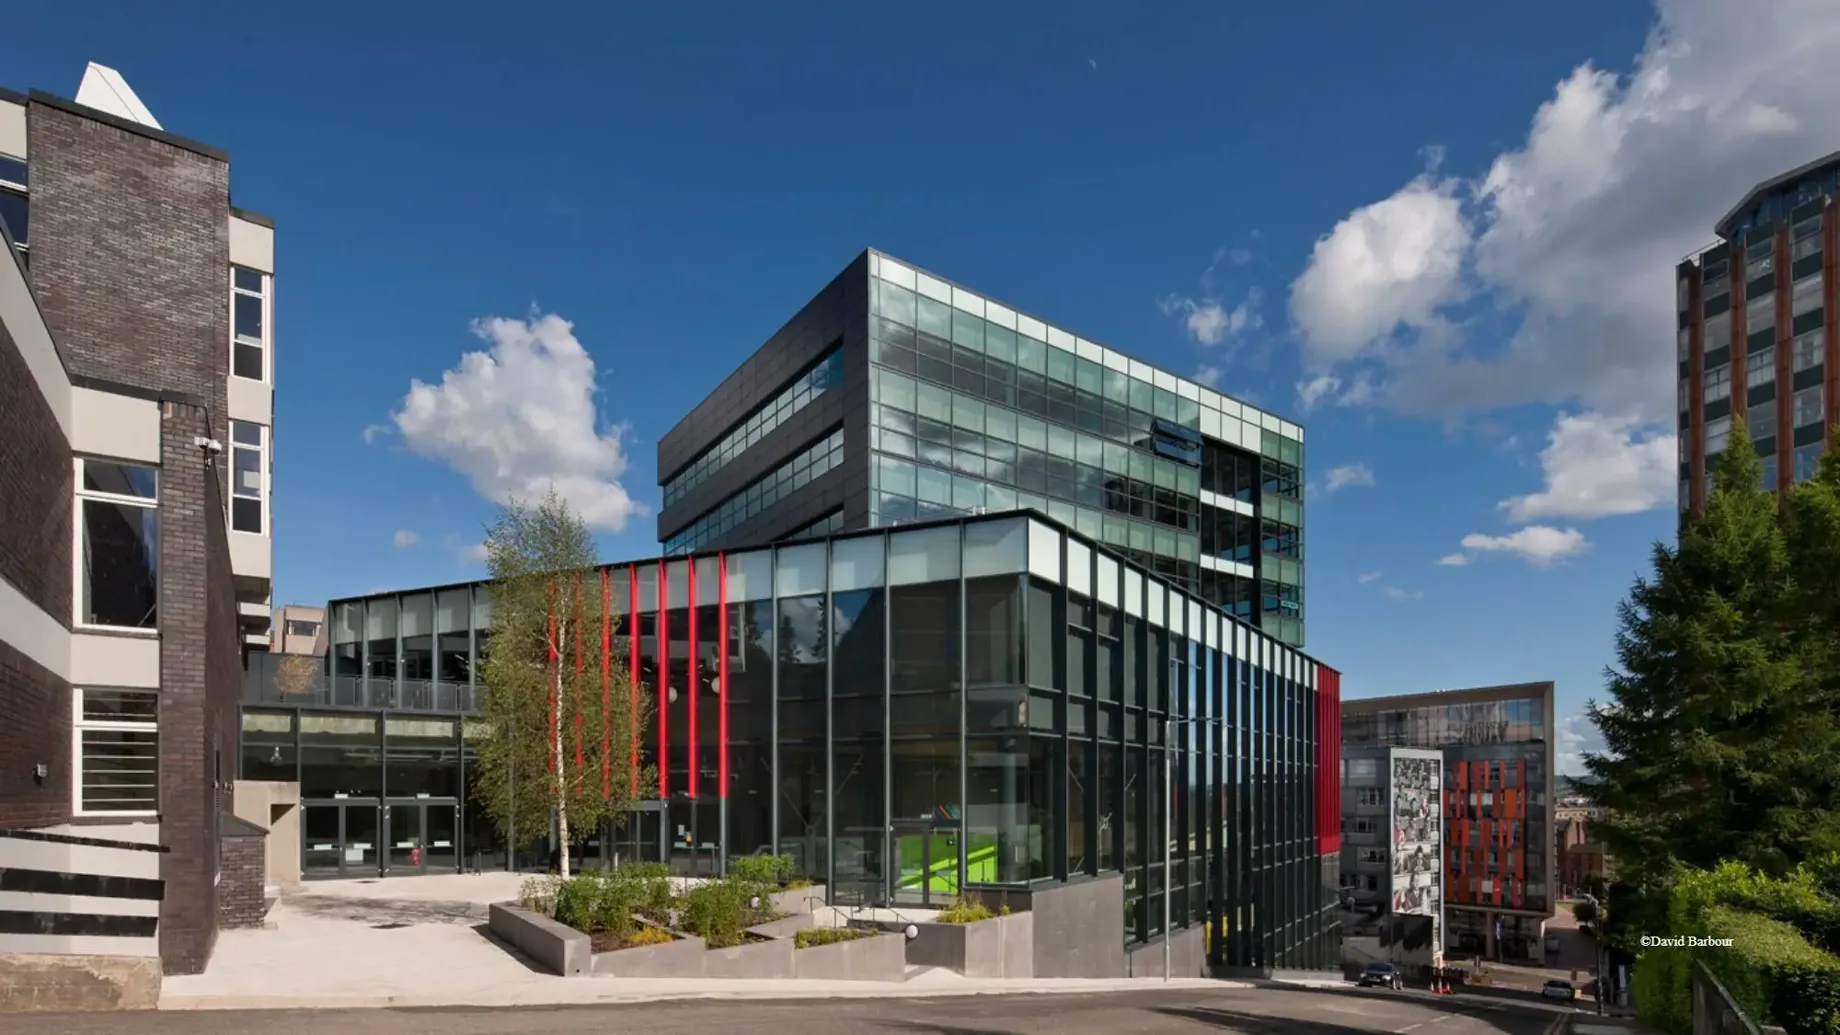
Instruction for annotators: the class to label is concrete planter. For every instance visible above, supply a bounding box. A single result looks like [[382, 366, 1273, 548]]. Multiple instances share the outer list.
[[702, 935, 795, 979], [769, 884, 827, 916], [906, 913, 1034, 978], [488, 902, 589, 977], [748, 913, 818, 940], [793, 930, 908, 981], [590, 928, 707, 978]]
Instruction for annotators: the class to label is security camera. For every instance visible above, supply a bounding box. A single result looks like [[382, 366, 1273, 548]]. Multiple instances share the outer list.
[[193, 436, 224, 453]]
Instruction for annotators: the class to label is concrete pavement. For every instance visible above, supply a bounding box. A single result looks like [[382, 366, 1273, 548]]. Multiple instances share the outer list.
[[51, 984, 1582, 1034], [160, 881, 1232, 1011]]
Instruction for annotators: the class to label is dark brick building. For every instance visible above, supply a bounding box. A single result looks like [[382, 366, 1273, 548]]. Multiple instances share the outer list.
[[0, 64, 276, 978]]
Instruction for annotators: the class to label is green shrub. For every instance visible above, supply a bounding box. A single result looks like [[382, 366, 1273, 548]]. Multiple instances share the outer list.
[[615, 863, 676, 924], [678, 879, 753, 949], [729, 854, 795, 888], [519, 875, 562, 916], [795, 926, 868, 949], [936, 895, 994, 925]]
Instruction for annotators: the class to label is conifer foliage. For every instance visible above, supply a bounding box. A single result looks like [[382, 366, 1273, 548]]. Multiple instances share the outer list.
[[1581, 420, 1840, 886]]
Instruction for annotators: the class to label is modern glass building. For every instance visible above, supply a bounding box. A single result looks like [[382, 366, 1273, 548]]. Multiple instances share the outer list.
[[654, 250, 1308, 647], [1341, 683, 1555, 962], [240, 511, 1344, 968], [1678, 152, 1840, 512]]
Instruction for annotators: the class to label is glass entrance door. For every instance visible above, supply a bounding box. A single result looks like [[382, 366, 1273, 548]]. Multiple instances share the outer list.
[[386, 802, 423, 875], [384, 800, 461, 875], [302, 800, 382, 878], [890, 818, 961, 907], [424, 802, 458, 872]]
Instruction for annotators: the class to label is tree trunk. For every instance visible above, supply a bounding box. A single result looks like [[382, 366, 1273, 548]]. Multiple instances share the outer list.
[[556, 624, 572, 878]]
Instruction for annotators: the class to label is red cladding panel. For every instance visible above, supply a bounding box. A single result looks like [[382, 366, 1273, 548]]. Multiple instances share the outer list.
[[574, 575, 584, 768], [717, 553, 730, 799], [628, 567, 640, 797], [657, 560, 669, 801], [1316, 665, 1342, 854], [547, 581, 558, 774], [601, 569, 611, 799], [687, 560, 699, 800]]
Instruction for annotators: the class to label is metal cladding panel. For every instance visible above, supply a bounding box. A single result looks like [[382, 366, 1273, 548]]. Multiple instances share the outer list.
[[1315, 665, 1342, 854]]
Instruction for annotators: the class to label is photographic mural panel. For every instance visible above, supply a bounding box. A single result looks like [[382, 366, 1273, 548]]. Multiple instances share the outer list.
[[1389, 753, 1442, 960]]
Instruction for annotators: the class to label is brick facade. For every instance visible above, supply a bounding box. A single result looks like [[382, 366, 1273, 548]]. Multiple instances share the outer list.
[[24, 96, 241, 977], [217, 825, 267, 930], [0, 280, 74, 830]]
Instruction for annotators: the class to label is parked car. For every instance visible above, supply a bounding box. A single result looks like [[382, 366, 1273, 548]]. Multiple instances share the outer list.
[[1542, 980, 1579, 1002], [1358, 963, 1404, 990]]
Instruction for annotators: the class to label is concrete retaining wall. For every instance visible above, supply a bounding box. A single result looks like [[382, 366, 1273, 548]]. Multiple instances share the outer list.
[[1126, 924, 1208, 978], [749, 914, 818, 939], [1025, 874, 1128, 978], [794, 931, 907, 981], [906, 913, 1033, 978], [486, 903, 588, 977], [591, 932, 707, 977], [769, 884, 828, 916], [703, 936, 794, 978]]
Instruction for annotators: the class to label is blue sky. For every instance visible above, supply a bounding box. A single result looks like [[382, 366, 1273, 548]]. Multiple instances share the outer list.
[[16, 0, 1837, 770]]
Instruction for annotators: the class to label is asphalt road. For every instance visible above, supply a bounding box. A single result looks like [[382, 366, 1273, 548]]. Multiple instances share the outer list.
[[34, 985, 1578, 1035]]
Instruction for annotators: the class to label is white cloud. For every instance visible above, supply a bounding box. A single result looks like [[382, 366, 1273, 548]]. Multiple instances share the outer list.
[[362, 423, 391, 445], [1456, 525, 1591, 567], [1228, 247, 1254, 266], [1323, 462, 1376, 493], [1288, 172, 1471, 367], [1285, 0, 1840, 425], [1296, 373, 1374, 411], [1500, 412, 1677, 522], [1161, 288, 1263, 346], [1557, 713, 1608, 776], [1382, 586, 1425, 602], [392, 529, 421, 549], [1358, 571, 1382, 584], [393, 312, 644, 533], [443, 535, 489, 564], [1194, 364, 1225, 388], [1437, 553, 1471, 567]]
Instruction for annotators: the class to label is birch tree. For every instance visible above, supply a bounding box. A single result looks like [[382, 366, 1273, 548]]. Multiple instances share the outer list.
[[472, 491, 651, 875]]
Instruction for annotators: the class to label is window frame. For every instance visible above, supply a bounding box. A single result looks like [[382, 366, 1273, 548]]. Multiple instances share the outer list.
[[1703, 363, 1731, 403], [1705, 416, 1732, 457], [1746, 348, 1776, 389], [71, 686, 160, 817], [0, 153, 25, 262], [1794, 385, 1826, 430], [231, 266, 271, 383], [229, 420, 269, 535], [1794, 329, 1826, 373], [72, 458, 161, 634]]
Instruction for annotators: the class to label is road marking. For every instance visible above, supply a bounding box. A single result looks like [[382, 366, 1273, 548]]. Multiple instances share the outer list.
[[1395, 1024, 1424, 1032]]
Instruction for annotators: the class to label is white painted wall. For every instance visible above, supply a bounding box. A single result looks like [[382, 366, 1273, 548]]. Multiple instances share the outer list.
[[70, 632, 160, 689], [0, 99, 23, 159], [70, 387, 160, 464], [229, 214, 275, 273], [227, 373, 272, 426]]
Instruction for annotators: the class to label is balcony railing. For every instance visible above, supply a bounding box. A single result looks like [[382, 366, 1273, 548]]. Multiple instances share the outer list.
[[242, 659, 478, 714]]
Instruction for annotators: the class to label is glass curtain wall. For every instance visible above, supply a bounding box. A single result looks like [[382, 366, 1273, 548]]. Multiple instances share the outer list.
[[271, 514, 1336, 966]]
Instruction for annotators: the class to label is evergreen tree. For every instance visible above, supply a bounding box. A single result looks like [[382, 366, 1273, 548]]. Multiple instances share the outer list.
[[471, 491, 652, 874], [1579, 421, 1819, 883]]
